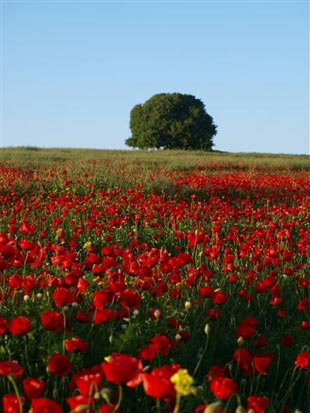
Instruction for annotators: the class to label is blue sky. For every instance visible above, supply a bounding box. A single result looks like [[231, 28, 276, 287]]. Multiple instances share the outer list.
[[2, 1, 309, 154]]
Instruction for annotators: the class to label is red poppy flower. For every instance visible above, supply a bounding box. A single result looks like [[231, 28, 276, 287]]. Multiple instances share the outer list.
[[298, 298, 310, 312], [253, 353, 273, 375], [64, 337, 88, 353], [234, 348, 253, 375], [69, 365, 102, 392], [0, 257, 7, 271], [93, 309, 115, 325], [142, 364, 180, 400], [239, 317, 258, 327], [236, 317, 258, 340], [0, 233, 9, 244], [77, 278, 90, 293], [209, 377, 237, 400], [195, 405, 207, 413], [23, 275, 36, 294], [281, 335, 294, 347], [41, 311, 67, 333], [18, 238, 34, 250], [23, 377, 46, 399], [206, 308, 222, 320], [31, 398, 63, 413], [76, 373, 102, 396], [139, 345, 157, 361], [0, 243, 15, 259], [254, 336, 267, 348], [0, 316, 7, 335], [174, 252, 192, 267], [99, 405, 118, 413], [8, 275, 23, 290], [53, 287, 75, 308], [93, 290, 110, 310], [101, 353, 142, 387], [20, 220, 36, 237], [199, 286, 215, 299], [2, 393, 25, 413], [206, 365, 227, 381], [150, 335, 172, 355], [66, 395, 94, 412], [0, 361, 24, 380], [294, 352, 310, 369], [8, 316, 31, 336], [300, 321, 310, 330], [48, 353, 72, 377], [76, 310, 91, 324], [121, 289, 141, 308], [247, 395, 269, 413], [213, 291, 228, 305], [179, 330, 189, 340]]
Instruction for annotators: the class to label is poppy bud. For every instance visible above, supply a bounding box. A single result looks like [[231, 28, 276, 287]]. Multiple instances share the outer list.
[[237, 337, 245, 347], [204, 401, 223, 412], [235, 406, 246, 413], [154, 309, 161, 319], [100, 387, 112, 399], [204, 324, 211, 336]]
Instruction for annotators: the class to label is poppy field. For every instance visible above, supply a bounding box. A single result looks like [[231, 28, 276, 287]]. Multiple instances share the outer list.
[[0, 148, 310, 413]]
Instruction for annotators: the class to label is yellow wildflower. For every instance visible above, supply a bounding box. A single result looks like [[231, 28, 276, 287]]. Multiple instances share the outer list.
[[83, 241, 92, 250], [55, 228, 62, 240], [170, 369, 195, 396]]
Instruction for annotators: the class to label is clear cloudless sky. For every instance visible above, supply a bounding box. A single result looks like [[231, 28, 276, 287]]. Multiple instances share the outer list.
[[2, 0, 309, 154]]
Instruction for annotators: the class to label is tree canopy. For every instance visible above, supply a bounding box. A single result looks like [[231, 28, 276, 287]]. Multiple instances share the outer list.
[[125, 93, 217, 150]]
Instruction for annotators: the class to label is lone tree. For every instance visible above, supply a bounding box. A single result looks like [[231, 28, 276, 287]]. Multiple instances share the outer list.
[[125, 93, 217, 150]]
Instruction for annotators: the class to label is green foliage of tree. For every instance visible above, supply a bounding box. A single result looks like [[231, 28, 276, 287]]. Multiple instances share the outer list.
[[126, 93, 217, 150]]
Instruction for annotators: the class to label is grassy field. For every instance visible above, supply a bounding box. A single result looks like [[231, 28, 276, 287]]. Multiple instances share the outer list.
[[2, 147, 310, 169], [0, 148, 310, 413]]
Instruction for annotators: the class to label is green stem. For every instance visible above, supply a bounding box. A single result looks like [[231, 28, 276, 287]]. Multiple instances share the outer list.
[[22, 252, 29, 278], [281, 369, 302, 405], [62, 308, 66, 353], [173, 394, 181, 413], [113, 385, 123, 412], [271, 346, 281, 397], [87, 381, 98, 413], [23, 336, 32, 375], [8, 375, 23, 413], [192, 335, 209, 377], [224, 394, 235, 411]]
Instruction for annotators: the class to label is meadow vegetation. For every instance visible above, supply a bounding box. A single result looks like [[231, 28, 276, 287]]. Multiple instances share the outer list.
[[0, 148, 309, 413]]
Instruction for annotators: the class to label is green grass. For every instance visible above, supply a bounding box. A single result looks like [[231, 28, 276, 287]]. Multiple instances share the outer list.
[[1, 147, 309, 170]]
